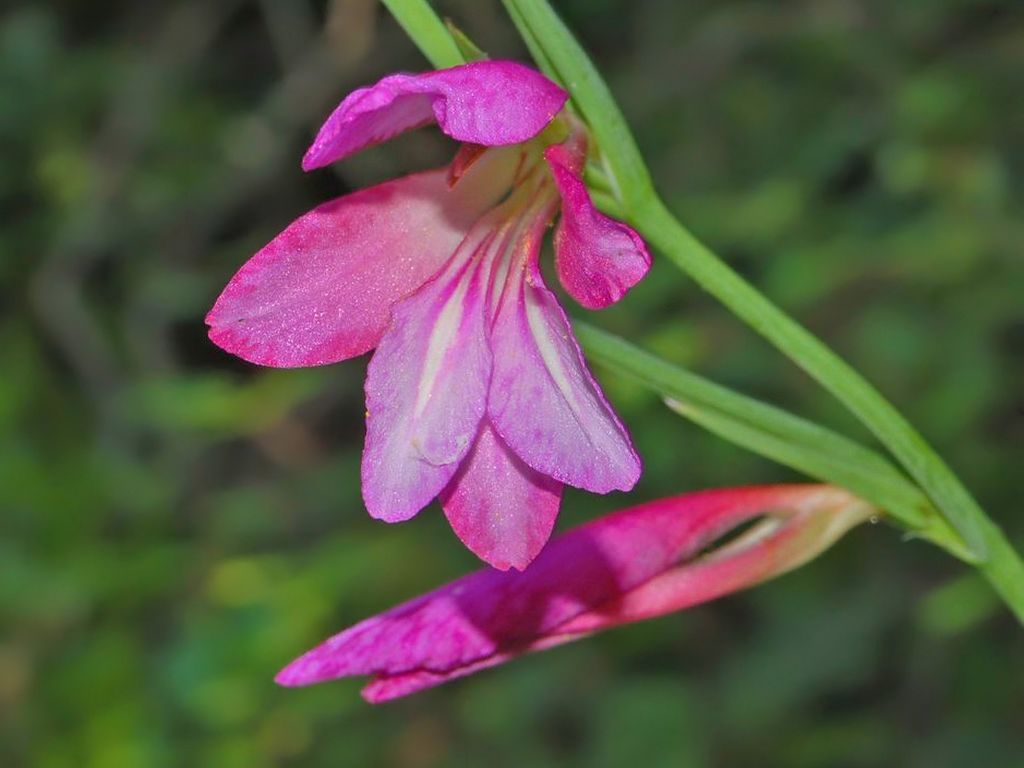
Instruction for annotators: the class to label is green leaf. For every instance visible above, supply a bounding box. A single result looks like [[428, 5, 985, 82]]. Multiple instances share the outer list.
[[575, 323, 976, 561], [500, 0, 560, 84], [444, 20, 489, 62]]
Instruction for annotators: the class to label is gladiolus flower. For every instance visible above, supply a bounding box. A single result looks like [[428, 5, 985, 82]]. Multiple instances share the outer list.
[[207, 61, 651, 570], [276, 484, 872, 702]]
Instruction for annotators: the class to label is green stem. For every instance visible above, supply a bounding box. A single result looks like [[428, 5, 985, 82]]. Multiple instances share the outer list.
[[379, 0, 464, 69], [502, 0, 560, 82], [978, 533, 1024, 624]]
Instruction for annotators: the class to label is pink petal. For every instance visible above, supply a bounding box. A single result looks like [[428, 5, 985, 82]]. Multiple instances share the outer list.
[[303, 61, 567, 170], [488, 264, 641, 494], [545, 145, 651, 309], [207, 145, 521, 368], [206, 166, 505, 367], [360, 243, 491, 522], [440, 421, 563, 571], [276, 485, 867, 700]]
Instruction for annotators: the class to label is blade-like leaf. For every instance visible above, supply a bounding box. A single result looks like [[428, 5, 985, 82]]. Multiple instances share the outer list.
[[574, 322, 975, 562]]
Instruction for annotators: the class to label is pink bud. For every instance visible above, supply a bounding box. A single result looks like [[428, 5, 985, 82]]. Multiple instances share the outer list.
[[276, 484, 871, 702]]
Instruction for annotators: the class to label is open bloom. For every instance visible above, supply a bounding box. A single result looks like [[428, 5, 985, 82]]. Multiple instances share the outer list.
[[276, 484, 872, 702], [207, 61, 651, 570]]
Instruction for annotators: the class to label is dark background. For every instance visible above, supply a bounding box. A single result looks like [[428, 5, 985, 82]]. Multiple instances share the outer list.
[[3, 1, 1023, 765]]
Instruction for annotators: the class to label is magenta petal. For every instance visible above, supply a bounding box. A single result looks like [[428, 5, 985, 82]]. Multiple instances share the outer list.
[[303, 61, 568, 170], [206, 168, 503, 367], [361, 248, 491, 522], [440, 421, 563, 571], [545, 145, 651, 309], [276, 485, 861, 700], [488, 269, 641, 494]]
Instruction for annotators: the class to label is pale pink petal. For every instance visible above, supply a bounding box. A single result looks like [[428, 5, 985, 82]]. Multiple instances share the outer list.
[[488, 265, 641, 494], [360, 246, 491, 522], [275, 485, 866, 700], [545, 145, 651, 310], [303, 61, 567, 170], [440, 421, 562, 571], [207, 149, 518, 368]]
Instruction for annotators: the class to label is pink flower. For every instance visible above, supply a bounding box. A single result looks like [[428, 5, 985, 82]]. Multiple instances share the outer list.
[[276, 484, 871, 702], [207, 61, 651, 570]]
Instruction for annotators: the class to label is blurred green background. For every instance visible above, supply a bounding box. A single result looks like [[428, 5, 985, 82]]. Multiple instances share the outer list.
[[3, 0, 1023, 765]]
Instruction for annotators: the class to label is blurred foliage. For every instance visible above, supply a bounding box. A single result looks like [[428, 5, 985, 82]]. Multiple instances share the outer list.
[[2, 1, 1023, 766]]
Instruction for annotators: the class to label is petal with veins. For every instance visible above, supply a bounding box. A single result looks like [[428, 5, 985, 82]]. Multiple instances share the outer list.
[[488, 263, 641, 494], [440, 421, 562, 571], [545, 145, 651, 310], [361, 243, 492, 522]]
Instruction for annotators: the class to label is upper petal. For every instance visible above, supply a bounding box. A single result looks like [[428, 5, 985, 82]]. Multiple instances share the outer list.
[[360, 244, 492, 522], [488, 265, 641, 494], [440, 421, 562, 571], [545, 145, 651, 309], [206, 149, 517, 368], [303, 61, 568, 170]]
